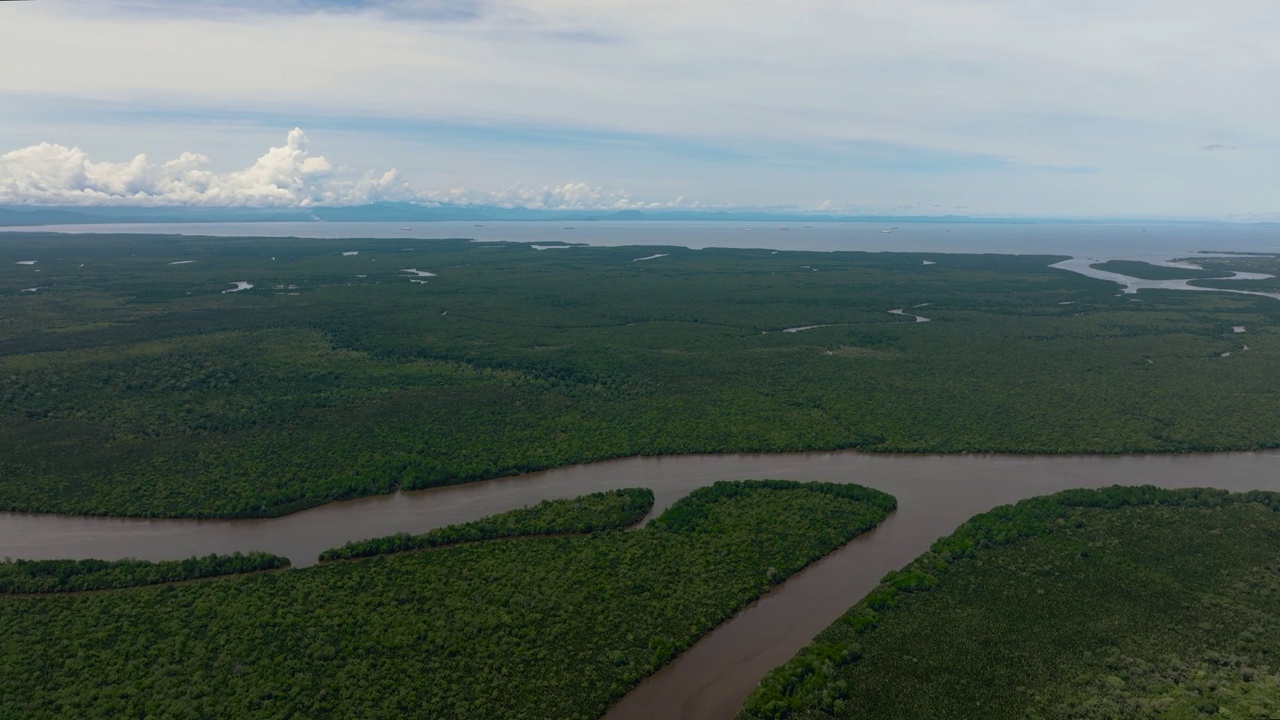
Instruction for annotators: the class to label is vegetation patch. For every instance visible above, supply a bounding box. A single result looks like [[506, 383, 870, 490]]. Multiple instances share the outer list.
[[824, 345, 897, 359], [740, 486, 1280, 719], [5, 234, 1280, 518], [320, 487, 654, 560], [0, 481, 894, 720], [0, 552, 289, 593], [1089, 260, 1232, 280], [1175, 254, 1280, 294]]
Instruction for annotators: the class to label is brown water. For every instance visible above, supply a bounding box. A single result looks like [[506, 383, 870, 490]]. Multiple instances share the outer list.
[[4, 450, 1279, 718]]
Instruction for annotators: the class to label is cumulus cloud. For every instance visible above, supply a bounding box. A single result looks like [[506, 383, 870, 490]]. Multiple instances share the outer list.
[[0, 129, 697, 211], [0, 128, 414, 207]]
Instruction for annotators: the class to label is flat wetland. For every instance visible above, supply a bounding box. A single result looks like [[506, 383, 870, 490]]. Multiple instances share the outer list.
[[5, 226, 1280, 718], [5, 230, 1280, 519]]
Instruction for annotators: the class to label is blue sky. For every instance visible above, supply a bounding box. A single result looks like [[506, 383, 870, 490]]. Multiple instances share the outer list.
[[0, 0, 1277, 217]]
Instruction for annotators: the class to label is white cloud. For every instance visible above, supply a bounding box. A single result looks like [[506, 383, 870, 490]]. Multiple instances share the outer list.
[[0, 129, 696, 210], [4, 1, 1280, 216], [0, 128, 411, 207]]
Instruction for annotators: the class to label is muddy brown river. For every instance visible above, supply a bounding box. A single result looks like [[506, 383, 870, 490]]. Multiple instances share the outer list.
[[3, 450, 1279, 719]]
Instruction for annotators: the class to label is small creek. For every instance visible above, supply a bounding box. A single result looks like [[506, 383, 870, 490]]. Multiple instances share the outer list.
[[3, 451, 1280, 719], [888, 308, 931, 322]]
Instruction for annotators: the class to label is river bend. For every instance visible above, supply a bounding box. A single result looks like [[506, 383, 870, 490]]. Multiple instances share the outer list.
[[4, 451, 1280, 719]]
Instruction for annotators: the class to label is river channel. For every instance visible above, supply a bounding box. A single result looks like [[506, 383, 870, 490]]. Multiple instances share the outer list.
[[3, 450, 1280, 718]]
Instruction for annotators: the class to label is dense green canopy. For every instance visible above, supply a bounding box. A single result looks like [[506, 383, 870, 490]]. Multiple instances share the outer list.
[[742, 486, 1280, 719], [0, 552, 289, 593], [320, 488, 654, 560], [0, 481, 893, 720], [3, 234, 1278, 518]]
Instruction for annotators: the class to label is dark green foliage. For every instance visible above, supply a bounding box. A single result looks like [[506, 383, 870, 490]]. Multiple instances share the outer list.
[[649, 480, 896, 534], [320, 487, 653, 560], [749, 641, 863, 718], [0, 552, 289, 593], [1089, 260, 1231, 280], [4, 233, 1280, 517], [1175, 254, 1280, 293], [0, 481, 893, 720], [740, 486, 1280, 719]]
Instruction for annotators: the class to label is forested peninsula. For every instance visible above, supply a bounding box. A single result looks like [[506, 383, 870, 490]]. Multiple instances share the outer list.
[[0, 481, 894, 720]]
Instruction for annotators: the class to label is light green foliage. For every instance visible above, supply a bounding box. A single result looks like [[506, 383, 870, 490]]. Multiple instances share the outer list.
[[3, 234, 1279, 517], [741, 487, 1280, 719], [0, 481, 893, 720]]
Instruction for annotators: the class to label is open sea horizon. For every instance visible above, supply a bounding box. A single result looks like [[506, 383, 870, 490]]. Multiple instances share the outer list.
[[5, 220, 1280, 262]]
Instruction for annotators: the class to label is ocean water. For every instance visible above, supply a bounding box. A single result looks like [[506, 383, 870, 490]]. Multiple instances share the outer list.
[[5, 220, 1280, 261]]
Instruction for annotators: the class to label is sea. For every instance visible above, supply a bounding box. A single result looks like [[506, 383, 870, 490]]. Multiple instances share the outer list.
[[5, 220, 1280, 262]]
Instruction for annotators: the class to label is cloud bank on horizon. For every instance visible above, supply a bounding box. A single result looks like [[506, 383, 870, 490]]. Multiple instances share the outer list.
[[0, 129, 687, 210], [1, 0, 1278, 218], [0, 129, 404, 208]]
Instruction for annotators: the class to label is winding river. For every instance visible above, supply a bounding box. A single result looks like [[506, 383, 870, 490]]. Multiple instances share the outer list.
[[7, 223, 1280, 717], [4, 450, 1280, 719], [1050, 257, 1280, 301]]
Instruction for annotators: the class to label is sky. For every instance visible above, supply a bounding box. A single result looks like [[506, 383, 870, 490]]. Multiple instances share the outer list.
[[0, 0, 1278, 218]]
